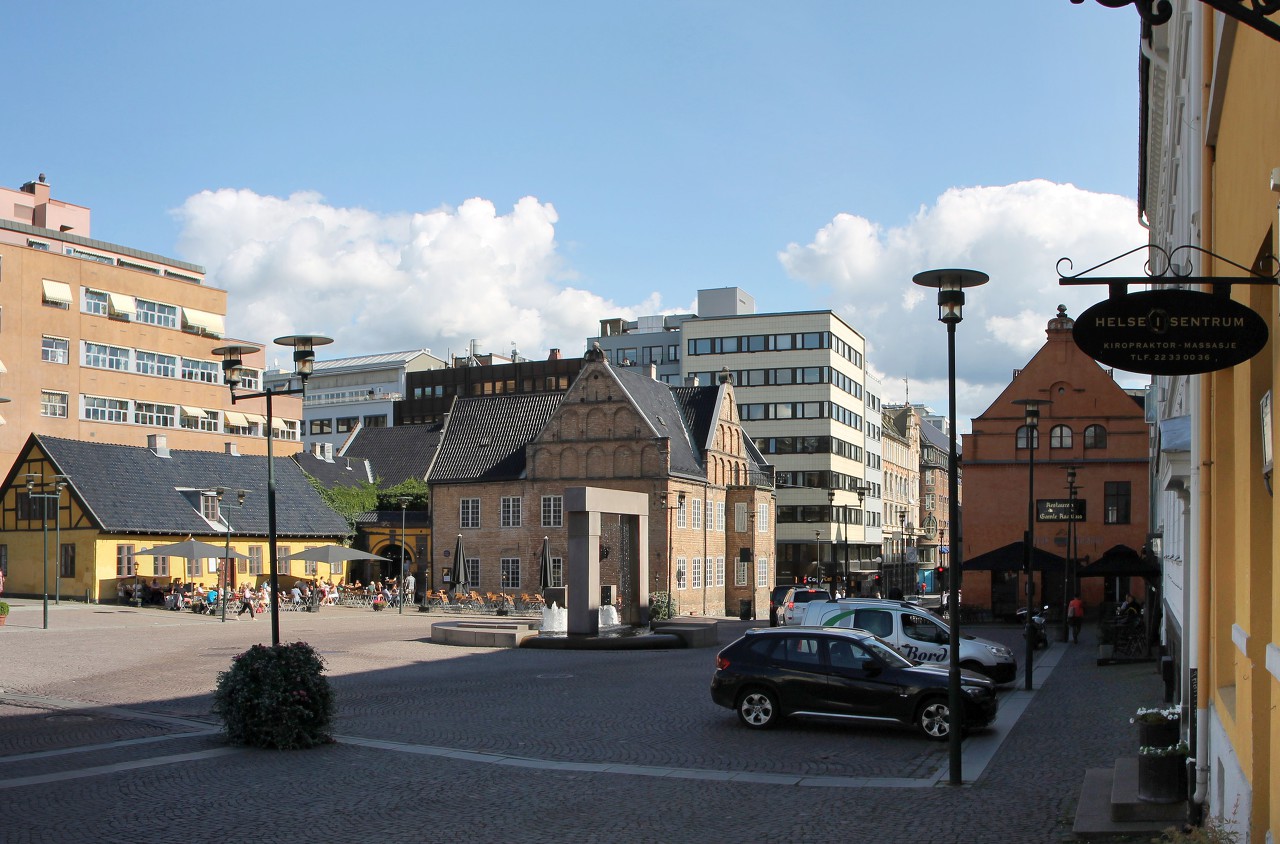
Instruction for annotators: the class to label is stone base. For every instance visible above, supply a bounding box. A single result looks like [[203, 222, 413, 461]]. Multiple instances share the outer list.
[[431, 620, 540, 648], [650, 617, 719, 647]]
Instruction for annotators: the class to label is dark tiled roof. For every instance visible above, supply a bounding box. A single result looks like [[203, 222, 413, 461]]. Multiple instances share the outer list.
[[292, 451, 373, 488], [32, 435, 349, 538], [668, 385, 719, 478], [428, 393, 563, 483], [343, 424, 443, 487]]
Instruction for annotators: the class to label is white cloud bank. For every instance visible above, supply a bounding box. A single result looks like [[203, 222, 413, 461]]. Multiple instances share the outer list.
[[779, 179, 1149, 424], [174, 189, 653, 367]]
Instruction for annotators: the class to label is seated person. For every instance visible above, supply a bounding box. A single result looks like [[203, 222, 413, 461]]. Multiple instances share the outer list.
[[205, 587, 219, 611]]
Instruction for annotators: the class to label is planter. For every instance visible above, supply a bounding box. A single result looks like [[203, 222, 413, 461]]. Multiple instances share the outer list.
[[1138, 717, 1180, 750], [372, 603, 385, 612], [1137, 751, 1186, 803], [0, 614, 7, 627]]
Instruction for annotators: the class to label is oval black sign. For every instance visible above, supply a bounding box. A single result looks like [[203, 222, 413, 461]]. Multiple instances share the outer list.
[[1073, 289, 1268, 375]]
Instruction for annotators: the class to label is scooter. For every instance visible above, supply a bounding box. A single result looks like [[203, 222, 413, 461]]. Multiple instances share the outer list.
[[1018, 604, 1050, 650]]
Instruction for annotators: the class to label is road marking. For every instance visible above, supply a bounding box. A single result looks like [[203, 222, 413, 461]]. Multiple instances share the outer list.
[[0, 747, 239, 791]]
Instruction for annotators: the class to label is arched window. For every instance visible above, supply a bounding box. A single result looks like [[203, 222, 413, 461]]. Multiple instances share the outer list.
[[1084, 424, 1108, 449], [1015, 426, 1040, 449], [1050, 425, 1072, 449]]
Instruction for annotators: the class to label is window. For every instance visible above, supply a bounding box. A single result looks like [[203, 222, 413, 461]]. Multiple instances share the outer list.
[[735, 503, 748, 532], [83, 289, 108, 316], [363, 415, 387, 428], [1050, 425, 1073, 449], [200, 494, 220, 522], [186, 555, 202, 578], [310, 419, 333, 435], [692, 499, 703, 530], [135, 299, 178, 328], [463, 558, 480, 589], [134, 402, 176, 428], [715, 556, 725, 587], [303, 557, 317, 577], [757, 503, 769, 532], [249, 546, 264, 575], [756, 556, 769, 588], [1104, 481, 1131, 524], [279, 547, 291, 577], [83, 396, 128, 422], [550, 557, 564, 587], [41, 391, 68, 418], [116, 544, 135, 577], [42, 336, 69, 364], [715, 501, 725, 532], [135, 351, 177, 378], [238, 368, 261, 391], [692, 557, 703, 589], [676, 557, 687, 589], [676, 497, 688, 529], [84, 342, 130, 371], [336, 416, 359, 433], [500, 496, 522, 527], [0, 545, 6, 577], [501, 557, 521, 588], [460, 498, 480, 529], [1015, 426, 1040, 449], [181, 408, 218, 432], [735, 556, 748, 586], [59, 543, 76, 578], [182, 358, 219, 383], [42, 279, 72, 309], [1084, 424, 1108, 449], [541, 495, 563, 528]]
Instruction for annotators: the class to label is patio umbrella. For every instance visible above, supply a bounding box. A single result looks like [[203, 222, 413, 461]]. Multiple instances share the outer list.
[[538, 536, 553, 590], [136, 538, 249, 561], [280, 545, 389, 564], [452, 534, 467, 595]]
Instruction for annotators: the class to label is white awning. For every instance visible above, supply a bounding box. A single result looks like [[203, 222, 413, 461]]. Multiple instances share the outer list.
[[0, 358, 7, 374], [42, 279, 73, 305], [242, 413, 267, 426], [270, 417, 289, 432], [181, 308, 225, 337], [0, 413, 6, 426], [224, 411, 249, 427], [107, 292, 137, 317], [181, 405, 207, 417]]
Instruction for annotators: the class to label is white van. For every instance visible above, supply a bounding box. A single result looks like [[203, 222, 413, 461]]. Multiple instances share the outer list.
[[794, 600, 1018, 684]]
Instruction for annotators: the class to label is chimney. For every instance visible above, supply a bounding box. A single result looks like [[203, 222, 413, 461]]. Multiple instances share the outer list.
[[548, 348, 562, 361], [312, 442, 324, 458], [684, 375, 700, 387], [225, 442, 240, 457], [649, 363, 658, 381], [147, 434, 170, 458], [323, 442, 334, 462]]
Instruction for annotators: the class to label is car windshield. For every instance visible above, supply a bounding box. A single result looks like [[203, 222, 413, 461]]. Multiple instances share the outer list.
[[862, 635, 914, 668]]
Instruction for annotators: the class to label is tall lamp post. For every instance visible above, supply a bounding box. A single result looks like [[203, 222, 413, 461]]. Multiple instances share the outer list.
[[897, 511, 907, 598], [1013, 397, 1050, 691], [827, 489, 838, 598], [913, 267, 988, 786], [214, 334, 331, 647], [1061, 466, 1078, 643], [25, 474, 69, 629], [398, 495, 410, 614]]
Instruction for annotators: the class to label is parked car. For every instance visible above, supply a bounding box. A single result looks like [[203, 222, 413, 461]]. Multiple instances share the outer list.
[[792, 599, 1018, 684], [767, 585, 792, 627], [776, 587, 832, 626], [710, 626, 998, 739]]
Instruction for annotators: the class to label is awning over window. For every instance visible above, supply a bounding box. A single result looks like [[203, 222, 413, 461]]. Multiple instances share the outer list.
[[270, 417, 289, 432], [0, 358, 7, 374], [181, 308, 225, 337], [0, 413, 6, 426], [181, 405, 207, 417], [42, 279, 73, 305], [242, 413, 267, 426], [224, 410, 249, 427], [107, 292, 137, 317]]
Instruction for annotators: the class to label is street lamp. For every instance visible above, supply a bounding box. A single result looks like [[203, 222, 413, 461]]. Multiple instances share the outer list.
[[1062, 466, 1079, 643], [827, 489, 838, 598], [655, 491, 685, 600], [1013, 397, 1051, 691], [398, 495, 411, 614], [213, 334, 332, 646], [897, 511, 907, 598], [207, 487, 248, 623], [24, 474, 69, 629], [913, 266, 988, 787]]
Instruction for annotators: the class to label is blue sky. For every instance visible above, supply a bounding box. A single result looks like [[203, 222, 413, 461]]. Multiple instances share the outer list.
[[7, 2, 1148, 424]]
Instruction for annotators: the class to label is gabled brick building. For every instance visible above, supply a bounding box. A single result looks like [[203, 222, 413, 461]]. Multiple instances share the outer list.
[[427, 347, 777, 617]]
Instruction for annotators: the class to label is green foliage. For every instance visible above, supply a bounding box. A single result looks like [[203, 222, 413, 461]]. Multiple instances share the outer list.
[[1154, 816, 1241, 844], [649, 591, 676, 621], [0, 600, 9, 616], [305, 474, 377, 535], [212, 642, 335, 749], [376, 478, 429, 511]]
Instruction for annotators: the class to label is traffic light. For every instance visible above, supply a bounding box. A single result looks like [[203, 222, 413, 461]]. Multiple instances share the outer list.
[[935, 566, 948, 589]]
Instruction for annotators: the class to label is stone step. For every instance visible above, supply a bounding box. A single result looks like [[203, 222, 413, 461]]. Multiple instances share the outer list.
[[1110, 756, 1188, 823], [1072, 764, 1186, 842]]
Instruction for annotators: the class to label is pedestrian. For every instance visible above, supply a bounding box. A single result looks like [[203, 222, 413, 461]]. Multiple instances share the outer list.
[[1067, 594, 1085, 643], [0, 566, 6, 596], [237, 583, 256, 618], [404, 571, 416, 606]]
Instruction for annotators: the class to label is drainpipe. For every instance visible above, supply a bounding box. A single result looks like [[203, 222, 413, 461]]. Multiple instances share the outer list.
[[1190, 373, 1210, 818]]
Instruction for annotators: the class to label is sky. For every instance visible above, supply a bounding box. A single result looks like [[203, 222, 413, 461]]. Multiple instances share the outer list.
[[5, 2, 1150, 428]]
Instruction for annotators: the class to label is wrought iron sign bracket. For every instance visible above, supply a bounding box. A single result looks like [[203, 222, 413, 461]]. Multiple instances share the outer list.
[[1057, 243, 1279, 299], [1071, 0, 1280, 45]]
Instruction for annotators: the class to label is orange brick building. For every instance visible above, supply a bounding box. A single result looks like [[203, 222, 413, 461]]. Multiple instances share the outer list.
[[961, 307, 1150, 618]]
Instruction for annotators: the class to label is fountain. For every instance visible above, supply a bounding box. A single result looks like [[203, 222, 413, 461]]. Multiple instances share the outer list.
[[538, 602, 620, 634]]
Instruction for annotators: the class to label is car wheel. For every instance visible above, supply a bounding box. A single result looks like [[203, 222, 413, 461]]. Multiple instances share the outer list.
[[916, 697, 951, 741], [737, 687, 780, 729]]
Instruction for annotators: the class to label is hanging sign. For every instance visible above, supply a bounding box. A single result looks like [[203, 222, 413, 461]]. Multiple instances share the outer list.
[[1073, 289, 1268, 375], [1037, 499, 1085, 522]]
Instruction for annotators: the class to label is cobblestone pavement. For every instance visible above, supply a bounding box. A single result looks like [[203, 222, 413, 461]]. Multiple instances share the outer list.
[[0, 598, 1165, 843]]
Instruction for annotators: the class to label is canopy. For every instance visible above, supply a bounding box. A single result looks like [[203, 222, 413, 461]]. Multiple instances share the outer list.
[[280, 545, 389, 564], [538, 536, 553, 590], [451, 534, 468, 595], [962, 541, 1066, 573], [1078, 545, 1161, 578], [136, 537, 248, 560]]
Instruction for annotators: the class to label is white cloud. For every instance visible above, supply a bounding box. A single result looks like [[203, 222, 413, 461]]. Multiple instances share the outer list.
[[173, 189, 654, 365], [779, 180, 1149, 425]]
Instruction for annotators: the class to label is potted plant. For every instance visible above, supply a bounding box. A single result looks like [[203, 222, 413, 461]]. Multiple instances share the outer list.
[[1138, 740, 1189, 803], [371, 597, 386, 611], [0, 600, 9, 627], [1132, 705, 1181, 749]]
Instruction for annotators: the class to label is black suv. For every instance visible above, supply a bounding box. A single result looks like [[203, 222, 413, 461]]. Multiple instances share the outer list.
[[710, 626, 998, 739]]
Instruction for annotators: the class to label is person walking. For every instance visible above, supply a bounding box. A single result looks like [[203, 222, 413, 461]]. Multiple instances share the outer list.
[[237, 583, 256, 618], [404, 571, 416, 607], [1067, 594, 1085, 643]]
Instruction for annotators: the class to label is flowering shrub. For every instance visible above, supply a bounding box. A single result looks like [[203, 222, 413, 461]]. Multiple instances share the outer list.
[[649, 592, 676, 621], [1131, 705, 1180, 725], [1139, 740, 1190, 757], [212, 642, 334, 749]]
